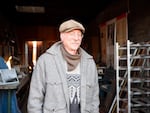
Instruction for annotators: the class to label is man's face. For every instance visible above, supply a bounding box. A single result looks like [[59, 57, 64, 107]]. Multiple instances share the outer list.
[[60, 29, 83, 54]]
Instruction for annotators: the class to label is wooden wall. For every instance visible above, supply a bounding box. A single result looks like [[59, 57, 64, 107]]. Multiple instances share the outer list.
[[128, 0, 150, 42], [96, 0, 150, 67], [15, 25, 59, 65]]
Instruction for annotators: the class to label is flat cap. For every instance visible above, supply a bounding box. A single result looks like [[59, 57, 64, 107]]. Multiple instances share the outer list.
[[59, 19, 85, 33]]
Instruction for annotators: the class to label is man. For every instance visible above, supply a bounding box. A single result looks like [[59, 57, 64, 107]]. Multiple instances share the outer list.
[[27, 19, 100, 113]]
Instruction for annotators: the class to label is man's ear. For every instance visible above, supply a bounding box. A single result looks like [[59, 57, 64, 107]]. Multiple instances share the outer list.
[[60, 33, 64, 41]]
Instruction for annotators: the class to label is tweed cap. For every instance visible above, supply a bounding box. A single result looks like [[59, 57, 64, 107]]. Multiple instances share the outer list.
[[59, 19, 85, 33]]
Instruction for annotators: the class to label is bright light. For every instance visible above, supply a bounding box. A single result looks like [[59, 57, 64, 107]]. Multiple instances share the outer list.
[[6, 56, 12, 69], [32, 41, 37, 67], [15, 5, 45, 13]]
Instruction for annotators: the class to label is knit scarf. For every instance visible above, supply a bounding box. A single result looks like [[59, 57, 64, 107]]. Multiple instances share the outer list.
[[60, 44, 81, 71]]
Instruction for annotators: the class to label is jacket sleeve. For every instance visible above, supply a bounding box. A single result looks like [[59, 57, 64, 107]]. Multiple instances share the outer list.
[[91, 62, 100, 113], [27, 58, 46, 113]]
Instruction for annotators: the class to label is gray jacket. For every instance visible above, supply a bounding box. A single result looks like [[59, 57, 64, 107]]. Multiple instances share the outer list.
[[27, 41, 100, 113]]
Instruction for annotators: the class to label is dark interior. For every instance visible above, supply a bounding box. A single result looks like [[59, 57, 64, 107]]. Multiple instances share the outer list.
[[0, 0, 118, 26]]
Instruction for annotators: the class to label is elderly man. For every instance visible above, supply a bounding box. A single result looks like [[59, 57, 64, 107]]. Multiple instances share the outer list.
[[28, 19, 100, 113]]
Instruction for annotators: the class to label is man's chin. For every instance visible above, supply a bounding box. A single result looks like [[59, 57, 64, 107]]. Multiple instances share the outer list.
[[72, 47, 79, 51]]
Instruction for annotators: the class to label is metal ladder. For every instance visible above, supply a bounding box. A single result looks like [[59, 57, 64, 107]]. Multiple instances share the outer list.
[[109, 40, 138, 113], [109, 40, 150, 113]]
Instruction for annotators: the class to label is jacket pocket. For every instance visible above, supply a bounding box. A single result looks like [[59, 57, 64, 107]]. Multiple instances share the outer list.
[[45, 80, 66, 104], [86, 83, 94, 103], [84, 104, 93, 113], [44, 103, 67, 113]]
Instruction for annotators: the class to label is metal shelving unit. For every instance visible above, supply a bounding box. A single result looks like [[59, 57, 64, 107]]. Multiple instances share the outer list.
[[116, 40, 150, 113]]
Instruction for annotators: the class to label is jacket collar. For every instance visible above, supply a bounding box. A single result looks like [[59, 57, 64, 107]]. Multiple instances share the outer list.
[[46, 41, 93, 59]]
